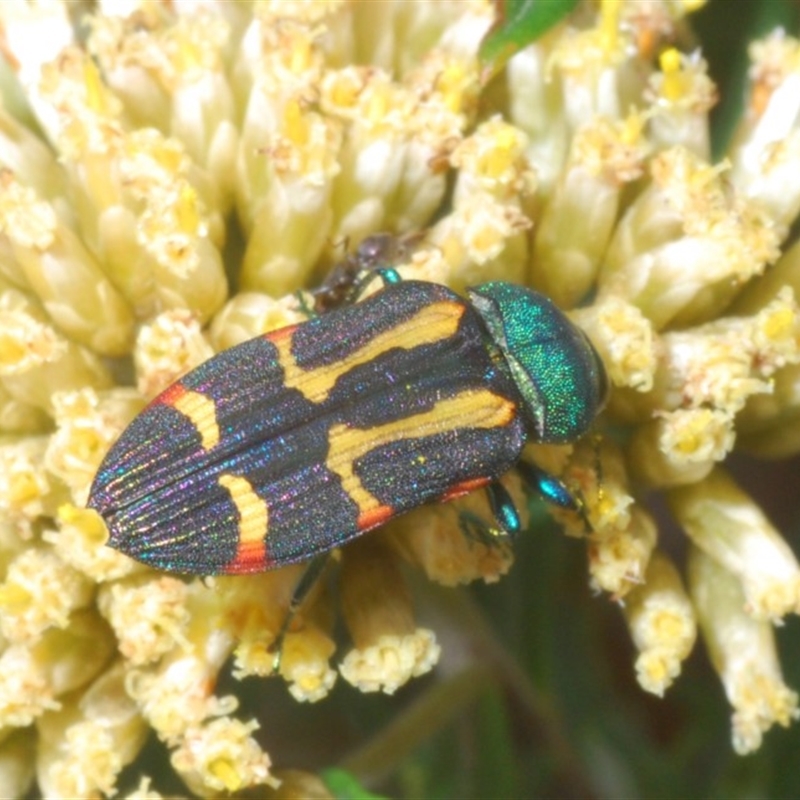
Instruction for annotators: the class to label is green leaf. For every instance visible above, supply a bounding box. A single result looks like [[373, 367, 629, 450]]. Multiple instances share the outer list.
[[322, 768, 389, 800], [479, 0, 579, 83]]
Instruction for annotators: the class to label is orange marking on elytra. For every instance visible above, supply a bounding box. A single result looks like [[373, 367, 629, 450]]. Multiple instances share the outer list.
[[219, 474, 270, 574], [357, 505, 394, 531], [224, 540, 271, 574], [155, 381, 187, 406], [263, 324, 298, 346], [439, 476, 491, 503], [153, 382, 221, 450]]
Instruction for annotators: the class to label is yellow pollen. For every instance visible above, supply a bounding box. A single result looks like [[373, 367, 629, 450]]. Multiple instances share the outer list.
[[176, 185, 200, 234], [0, 583, 31, 612], [177, 39, 202, 71], [659, 48, 684, 102], [290, 38, 312, 73], [208, 759, 243, 792], [764, 307, 794, 340], [366, 88, 390, 122], [83, 58, 106, 113], [331, 78, 359, 108], [284, 99, 309, 146], [621, 112, 646, 145], [600, 0, 622, 52]]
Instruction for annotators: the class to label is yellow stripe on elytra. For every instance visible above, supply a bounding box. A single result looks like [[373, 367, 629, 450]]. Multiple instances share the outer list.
[[218, 474, 268, 547], [272, 300, 464, 404], [326, 388, 517, 515], [172, 389, 220, 450]]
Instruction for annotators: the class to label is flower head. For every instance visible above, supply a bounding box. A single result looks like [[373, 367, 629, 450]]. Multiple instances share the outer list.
[[0, 1, 799, 795]]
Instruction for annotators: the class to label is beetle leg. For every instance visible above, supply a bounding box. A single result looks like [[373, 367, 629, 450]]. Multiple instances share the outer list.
[[516, 460, 591, 530], [270, 553, 331, 674], [517, 461, 579, 510], [485, 480, 521, 539], [348, 265, 402, 301], [293, 289, 318, 319], [457, 480, 520, 547]]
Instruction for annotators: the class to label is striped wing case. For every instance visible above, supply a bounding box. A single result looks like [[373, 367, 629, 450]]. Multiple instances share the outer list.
[[88, 281, 526, 575]]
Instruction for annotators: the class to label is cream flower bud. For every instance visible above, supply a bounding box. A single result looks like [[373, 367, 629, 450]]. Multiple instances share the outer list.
[[732, 227, 800, 314], [551, 438, 633, 540], [688, 545, 799, 754], [449, 117, 533, 202], [0, 547, 93, 643], [0, 643, 61, 727], [0, 290, 112, 414], [548, 2, 632, 128], [134, 309, 214, 399], [50, 505, 140, 583], [624, 552, 697, 696], [44, 387, 145, 504], [336, 64, 460, 235], [339, 627, 439, 696], [0, 610, 116, 729], [571, 295, 657, 393], [670, 468, 800, 622], [0, 2, 73, 90], [89, 12, 238, 214], [386, 473, 524, 587], [737, 364, 800, 458], [0, 96, 69, 210], [0, 436, 59, 537], [0, 169, 135, 355], [0, 728, 35, 799], [588, 505, 657, 598], [599, 147, 781, 328], [238, 94, 341, 295], [428, 118, 533, 288], [392, 243, 451, 285], [731, 241, 800, 455], [505, 44, 564, 194], [216, 568, 337, 701], [126, 659, 238, 747], [171, 717, 276, 797], [209, 291, 308, 350], [627, 409, 732, 488], [615, 287, 800, 439], [125, 581, 237, 743], [36, 661, 147, 800], [339, 538, 440, 693], [729, 32, 800, 235], [324, 69, 447, 246], [32, 50, 227, 322], [0, 381, 49, 434], [98, 575, 191, 666], [646, 49, 717, 158], [532, 114, 648, 308], [427, 191, 531, 289], [280, 625, 339, 703]]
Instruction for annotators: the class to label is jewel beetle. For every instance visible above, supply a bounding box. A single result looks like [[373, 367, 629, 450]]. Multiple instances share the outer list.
[[88, 271, 608, 581]]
